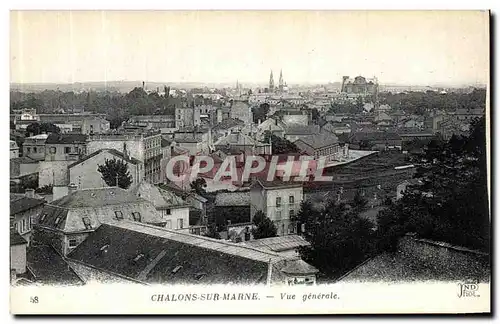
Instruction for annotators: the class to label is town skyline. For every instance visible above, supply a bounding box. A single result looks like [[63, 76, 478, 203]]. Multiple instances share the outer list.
[[10, 11, 489, 86]]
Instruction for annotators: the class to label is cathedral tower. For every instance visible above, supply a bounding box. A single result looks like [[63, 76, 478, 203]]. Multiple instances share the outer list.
[[269, 70, 275, 92]]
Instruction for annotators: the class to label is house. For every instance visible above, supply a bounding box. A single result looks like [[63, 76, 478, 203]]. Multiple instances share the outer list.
[[10, 140, 19, 159], [211, 118, 245, 141], [87, 130, 163, 184], [283, 124, 321, 143], [173, 127, 213, 155], [66, 220, 318, 286], [257, 118, 286, 139], [213, 190, 251, 230], [131, 182, 191, 232], [294, 131, 340, 161], [214, 133, 272, 155], [159, 182, 208, 228], [44, 133, 88, 162], [10, 156, 39, 179], [250, 179, 304, 236], [10, 190, 46, 245], [243, 235, 310, 258], [230, 100, 252, 125], [10, 227, 28, 278], [23, 134, 49, 161], [33, 187, 165, 256], [68, 149, 144, 190]]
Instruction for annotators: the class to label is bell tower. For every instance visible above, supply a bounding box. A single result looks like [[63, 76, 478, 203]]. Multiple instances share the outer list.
[[269, 70, 275, 92]]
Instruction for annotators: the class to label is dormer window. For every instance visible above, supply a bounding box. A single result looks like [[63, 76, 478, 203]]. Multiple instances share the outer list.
[[82, 217, 92, 230], [133, 254, 144, 262], [172, 266, 183, 274], [132, 212, 141, 222], [40, 214, 47, 222], [115, 211, 123, 220], [54, 217, 61, 226]]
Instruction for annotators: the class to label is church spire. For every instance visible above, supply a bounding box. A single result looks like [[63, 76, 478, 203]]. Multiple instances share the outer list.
[[279, 69, 284, 92], [269, 70, 274, 92]]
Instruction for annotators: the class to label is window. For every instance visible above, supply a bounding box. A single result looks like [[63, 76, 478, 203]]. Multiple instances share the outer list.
[[166, 220, 172, 229], [82, 217, 92, 229], [26, 147, 31, 153], [114, 211, 123, 220], [65, 147, 71, 154], [290, 210, 295, 218], [177, 218, 184, 229], [276, 210, 282, 220], [40, 214, 47, 223], [33, 147, 37, 153], [69, 239, 78, 248], [289, 196, 294, 204], [50, 147, 56, 154], [132, 212, 141, 222], [54, 217, 61, 227], [166, 209, 171, 215], [276, 197, 282, 208]]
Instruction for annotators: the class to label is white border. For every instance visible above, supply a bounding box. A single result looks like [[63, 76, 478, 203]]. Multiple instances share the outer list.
[[2, 1, 498, 322]]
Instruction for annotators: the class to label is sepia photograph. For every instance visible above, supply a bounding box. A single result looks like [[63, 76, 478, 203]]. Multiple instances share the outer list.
[[8, 9, 491, 314]]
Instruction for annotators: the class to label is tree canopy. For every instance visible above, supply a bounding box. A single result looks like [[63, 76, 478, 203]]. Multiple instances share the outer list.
[[252, 103, 270, 123], [25, 122, 61, 136], [97, 158, 133, 189], [263, 131, 299, 154], [295, 198, 376, 278], [251, 211, 278, 239], [377, 117, 489, 252]]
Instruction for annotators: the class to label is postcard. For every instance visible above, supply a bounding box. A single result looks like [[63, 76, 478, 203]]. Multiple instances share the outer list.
[[9, 10, 490, 314]]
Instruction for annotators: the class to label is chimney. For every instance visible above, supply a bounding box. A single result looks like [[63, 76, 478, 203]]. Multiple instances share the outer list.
[[68, 183, 78, 194], [25, 188, 35, 199], [142, 81, 145, 90]]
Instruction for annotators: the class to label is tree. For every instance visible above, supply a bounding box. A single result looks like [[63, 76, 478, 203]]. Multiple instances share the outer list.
[[252, 103, 270, 123], [377, 117, 489, 252], [263, 131, 299, 154], [251, 211, 277, 239], [25, 122, 61, 136], [351, 190, 368, 213], [190, 178, 207, 196], [97, 158, 133, 189], [296, 199, 376, 278]]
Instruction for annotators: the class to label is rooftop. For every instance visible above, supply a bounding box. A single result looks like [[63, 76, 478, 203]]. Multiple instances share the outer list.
[[243, 235, 310, 253], [10, 196, 45, 216], [67, 222, 288, 284], [48, 187, 144, 209], [68, 149, 142, 169], [26, 244, 84, 285], [294, 131, 339, 150], [45, 133, 88, 144]]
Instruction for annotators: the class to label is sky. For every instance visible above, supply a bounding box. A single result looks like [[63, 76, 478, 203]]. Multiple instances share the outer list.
[[10, 10, 489, 86]]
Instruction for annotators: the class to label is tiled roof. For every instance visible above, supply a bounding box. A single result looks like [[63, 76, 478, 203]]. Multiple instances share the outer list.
[[214, 133, 260, 146], [215, 191, 250, 206], [285, 124, 320, 135], [27, 244, 84, 285], [48, 187, 143, 208], [10, 156, 39, 165], [294, 131, 339, 150], [10, 197, 45, 216], [244, 235, 310, 253], [36, 187, 165, 232], [68, 149, 141, 169], [45, 133, 87, 144], [212, 118, 244, 131], [280, 259, 319, 275], [349, 132, 402, 142], [131, 182, 189, 209], [67, 222, 287, 284], [10, 227, 27, 245], [252, 178, 304, 190]]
